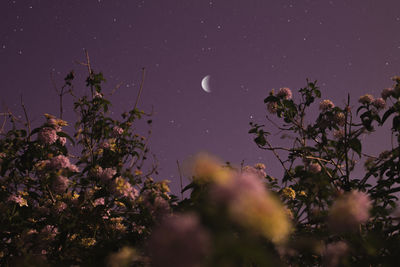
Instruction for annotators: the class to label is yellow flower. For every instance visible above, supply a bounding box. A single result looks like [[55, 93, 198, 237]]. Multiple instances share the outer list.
[[282, 187, 296, 200], [298, 190, 307, 197], [134, 169, 143, 176], [158, 180, 171, 193], [115, 201, 126, 207], [81, 237, 96, 248], [56, 118, 68, 126], [187, 153, 232, 185], [68, 234, 77, 241]]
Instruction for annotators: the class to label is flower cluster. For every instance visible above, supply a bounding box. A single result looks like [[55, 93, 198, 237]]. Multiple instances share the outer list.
[[329, 190, 372, 232], [277, 87, 293, 100], [319, 99, 335, 111]]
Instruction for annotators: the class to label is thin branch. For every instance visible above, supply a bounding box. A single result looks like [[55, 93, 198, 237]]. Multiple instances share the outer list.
[[20, 95, 31, 138], [110, 81, 124, 95], [134, 68, 146, 110], [265, 139, 293, 179], [176, 160, 184, 199]]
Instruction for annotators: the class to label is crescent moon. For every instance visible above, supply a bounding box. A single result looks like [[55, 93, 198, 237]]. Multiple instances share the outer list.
[[201, 75, 212, 93]]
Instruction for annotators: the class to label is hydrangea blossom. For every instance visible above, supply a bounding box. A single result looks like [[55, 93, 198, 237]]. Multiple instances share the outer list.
[[112, 176, 138, 200], [334, 112, 345, 126], [358, 94, 374, 105], [319, 99, 335, 111], [372, 98, 386, 110], [49, 155, 71, 169], [95, 166, 116, 183], [276, 87, 292, 100], [38, 127, 58, 145], [112, 126, 124, 136], [48, 155, 78, 172]]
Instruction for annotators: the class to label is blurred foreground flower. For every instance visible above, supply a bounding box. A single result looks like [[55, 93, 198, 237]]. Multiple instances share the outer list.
[[322, 241, 349, 267], [186, 152, 232, 184], [329, 190, 371, 232], [107, 247, 143, 267], [209, 166, 292, 244], [148, 213, 210, 267]]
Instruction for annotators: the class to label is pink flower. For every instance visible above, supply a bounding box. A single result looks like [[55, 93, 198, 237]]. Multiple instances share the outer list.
[[359, 94, 374, 105], [112, 126, 124, 136], [319, 100, 335, 111], [8, 194, 28, 207], [381, 87, 394, 100], [322, 241, 349, 267], [308, 162, 321, 173], [372, 98, 386, 110], [52, 175, 69, 194], [333, 129, 345, 139], [68, 163, 79, 172], [49, 155, 70, 169], [149, 213, 210, 267], [277, 87, 292, 100], [99, 141, 111, 149], [54, 201, 67, 212], [93, 198, 105, 206], [329, 190, 372, 232], [41, 225, 58, 240], [94, 91, 103, 98], [95, 167, 116, 183], [59, 137, 67, 146], [112, 176, 138, 200], [38, 127, 58, 145], [334, 112, 345, 126]]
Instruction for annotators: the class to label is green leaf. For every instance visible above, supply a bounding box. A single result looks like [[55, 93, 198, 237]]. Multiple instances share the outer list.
[[254, 134, 266, 147], [381, 107, 395, 125], [349, 138, 362, 156]]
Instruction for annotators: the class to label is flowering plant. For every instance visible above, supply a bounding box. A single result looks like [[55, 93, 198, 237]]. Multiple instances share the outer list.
[[0, 62, 174, 266], [247, 79, 400, 266], [3, 54, 400, 266]]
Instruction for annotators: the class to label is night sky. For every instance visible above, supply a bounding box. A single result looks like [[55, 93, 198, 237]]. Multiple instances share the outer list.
[[1, 0, 400, 193]]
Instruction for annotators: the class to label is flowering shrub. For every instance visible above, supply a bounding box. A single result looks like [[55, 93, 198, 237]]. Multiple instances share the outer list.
[[3, 57, 400, 266], [248, 78, 400, 266], [0, 67, 175, 266]]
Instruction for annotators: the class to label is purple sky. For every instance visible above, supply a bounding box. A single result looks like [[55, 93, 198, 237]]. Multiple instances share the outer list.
[[1, 1, 400, 193]]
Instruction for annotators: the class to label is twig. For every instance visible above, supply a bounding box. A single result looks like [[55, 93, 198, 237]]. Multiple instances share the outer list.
[[176, 160, 184, 199], [0, 112, 10, 134], [110, 82, 124, 95], [134, 68, 146, 110], [265, 139, 293, 179], [20, 95, 31, 138]]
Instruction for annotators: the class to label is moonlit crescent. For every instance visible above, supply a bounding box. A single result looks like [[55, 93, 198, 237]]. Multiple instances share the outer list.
[[201, 75, 211, 93]]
